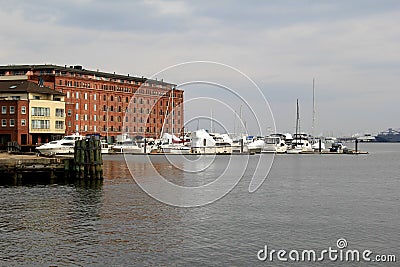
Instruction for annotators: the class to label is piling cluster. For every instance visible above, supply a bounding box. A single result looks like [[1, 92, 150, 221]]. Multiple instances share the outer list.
[[72, 138, 103, 179]]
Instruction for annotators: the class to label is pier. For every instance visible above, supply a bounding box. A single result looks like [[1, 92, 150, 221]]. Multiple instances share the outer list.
[[0, 138, 103, 184]]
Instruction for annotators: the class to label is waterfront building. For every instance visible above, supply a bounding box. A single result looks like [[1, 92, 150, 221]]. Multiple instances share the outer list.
[[0, 64, 184, 143], [0, 78, 65, 145]]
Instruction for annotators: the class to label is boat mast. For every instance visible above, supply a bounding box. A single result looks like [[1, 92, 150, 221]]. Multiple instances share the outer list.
[[210, 109, 213, 133], [295, 99, 299, 140], [312, 78, 315, 137], [239, 105, 243, 137], [233, 109, 236, 136], [171, 87, 174, 135]]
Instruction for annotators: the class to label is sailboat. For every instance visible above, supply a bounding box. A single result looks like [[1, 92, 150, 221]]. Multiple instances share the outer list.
[[310, 78, 326, 151], [287, 99, 313, 154]]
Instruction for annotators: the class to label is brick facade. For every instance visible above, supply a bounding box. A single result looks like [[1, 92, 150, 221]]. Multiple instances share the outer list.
[[0, 65, 184, 143]]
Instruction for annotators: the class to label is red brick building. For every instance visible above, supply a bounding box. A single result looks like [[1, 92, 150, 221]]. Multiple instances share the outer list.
[[0, 64, 184, 143]]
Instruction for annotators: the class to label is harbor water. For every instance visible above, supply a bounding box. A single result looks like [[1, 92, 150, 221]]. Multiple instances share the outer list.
[[0, 143, 399, 266]]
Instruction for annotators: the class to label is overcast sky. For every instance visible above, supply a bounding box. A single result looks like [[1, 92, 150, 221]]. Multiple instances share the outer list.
[[1, 0, 399, 136]]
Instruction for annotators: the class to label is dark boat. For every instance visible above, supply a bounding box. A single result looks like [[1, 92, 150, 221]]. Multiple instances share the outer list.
[[375, 128, 400, 142]]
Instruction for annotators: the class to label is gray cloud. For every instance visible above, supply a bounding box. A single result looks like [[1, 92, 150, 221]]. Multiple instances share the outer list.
[[0, 0, 399, 135]]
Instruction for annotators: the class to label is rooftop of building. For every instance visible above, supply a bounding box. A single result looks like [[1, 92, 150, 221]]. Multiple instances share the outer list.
[[0, 79, 65, 96], [0, 64, 176, 87]]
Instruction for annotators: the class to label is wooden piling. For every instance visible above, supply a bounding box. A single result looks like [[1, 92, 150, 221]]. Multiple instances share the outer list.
[[355, 139, 359, 153], [73, 137, 103, 180]]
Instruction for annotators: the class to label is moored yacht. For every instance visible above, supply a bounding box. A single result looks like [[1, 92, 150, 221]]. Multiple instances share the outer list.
[[112, 139, 143, 153], [158, 133, 190, 154], [261, 134, 288, 153], [191, 129, 232, 154], [36, 133, 85, 155]]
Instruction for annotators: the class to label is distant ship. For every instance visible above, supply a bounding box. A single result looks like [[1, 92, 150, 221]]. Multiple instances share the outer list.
[[375, 128, 400, 142]]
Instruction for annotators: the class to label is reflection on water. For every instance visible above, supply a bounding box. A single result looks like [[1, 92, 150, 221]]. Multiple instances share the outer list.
[[0, 144, 399, 266]]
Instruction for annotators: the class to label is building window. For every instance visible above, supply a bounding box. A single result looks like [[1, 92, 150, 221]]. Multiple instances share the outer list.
[[76, 103, 79, 110], [68, 121, 71, 127], [76, 92, 79, 98], [84, 114, 88, 121], [31, 107, 50, 117], [55, 121, 64, 129], [55, 108, 64, 117], [68, 109, 72, 116], [84, 125, 88, 132], [126, 97, 129, 103], [103, 95, 106, 101], [94, 125, 97, 132], [2, 119, 6, 127], [21, 119, 26, 126], [75, 125, 79, 131], [84, 104, 88, 110], [93, 115, 97, 121], [94, 104, 97, 111], [21, 106, 26, 114], [33, 96, 40, 100], [67, 91, 70, 98], [94, 94, 97, 100], [84, 93, 88, 100], [75, 114, 79, 121], [2, 106, 6, 114], [31, 120, 50, 129], [10, 106, 15, 114], [110, 96, 114, 101]]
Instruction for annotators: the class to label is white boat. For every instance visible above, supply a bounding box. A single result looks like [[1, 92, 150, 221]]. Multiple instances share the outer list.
[[247, 138, 265, 153], [329, 142, 347, 153], [101, 141, 112, 154], [357, 134, 376, 142], [112, 140, 143, 153], [287, 100, 313, 154], [262, 134, 288, 153], [191, 129, 232, 154], [289, 133, 313, 153], [158, 133, 190, 154], [311, 138, 326, 151], [36, 133, 85, 155]]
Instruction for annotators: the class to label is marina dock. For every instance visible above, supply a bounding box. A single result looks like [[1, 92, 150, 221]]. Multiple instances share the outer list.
[[0, 153, 72, 183]]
